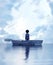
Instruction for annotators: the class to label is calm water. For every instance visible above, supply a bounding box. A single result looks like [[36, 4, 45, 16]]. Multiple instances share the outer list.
[[0, 43, 53, 65]]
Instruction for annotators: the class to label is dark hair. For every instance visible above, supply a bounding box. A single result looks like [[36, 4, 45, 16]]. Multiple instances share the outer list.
[[26, 30, 29, 33]]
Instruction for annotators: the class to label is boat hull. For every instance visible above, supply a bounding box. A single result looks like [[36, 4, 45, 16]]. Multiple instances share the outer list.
[[12, 40, 43, 46]]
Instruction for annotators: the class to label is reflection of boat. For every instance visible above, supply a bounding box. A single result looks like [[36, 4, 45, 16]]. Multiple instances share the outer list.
[[5, 39, 43, 46]]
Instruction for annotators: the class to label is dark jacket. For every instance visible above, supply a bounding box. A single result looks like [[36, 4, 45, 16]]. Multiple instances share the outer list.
[[25, 33, 29, 40]]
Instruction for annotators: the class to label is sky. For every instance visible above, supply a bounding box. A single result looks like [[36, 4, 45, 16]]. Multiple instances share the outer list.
[[0, 0, 53, 43]]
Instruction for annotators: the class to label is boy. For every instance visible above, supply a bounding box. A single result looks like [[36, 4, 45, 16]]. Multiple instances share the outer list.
[[25, 30, 30, 40]]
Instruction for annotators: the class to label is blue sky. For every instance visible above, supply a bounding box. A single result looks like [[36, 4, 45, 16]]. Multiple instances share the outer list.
[[0, 0, 53, 43]]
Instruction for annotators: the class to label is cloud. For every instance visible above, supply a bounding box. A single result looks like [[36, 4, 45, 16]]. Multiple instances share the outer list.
[[0, 0, 21, 28], [0, 0, 53, 43], [0, 0, 23, 39], [0, 1, 12, 28], [0, 27, 2, 30], [49, 2, 53, 15], [4, 0, 50, 39]]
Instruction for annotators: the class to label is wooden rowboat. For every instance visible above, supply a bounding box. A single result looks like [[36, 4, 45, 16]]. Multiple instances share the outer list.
[[5, 39, 43, 46]]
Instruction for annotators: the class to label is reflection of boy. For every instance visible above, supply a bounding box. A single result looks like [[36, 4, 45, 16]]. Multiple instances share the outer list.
[[25, 30, 29, 40]]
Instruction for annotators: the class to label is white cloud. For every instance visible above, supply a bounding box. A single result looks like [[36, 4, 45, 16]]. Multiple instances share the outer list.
[[49, 0, 53, 2], [4, 0, 53, 43], [0, 35, 5, 38], [0, 27, 2, 30]]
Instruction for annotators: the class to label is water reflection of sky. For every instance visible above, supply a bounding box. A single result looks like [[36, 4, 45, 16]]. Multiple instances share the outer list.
[[0, 44, 53, 65]]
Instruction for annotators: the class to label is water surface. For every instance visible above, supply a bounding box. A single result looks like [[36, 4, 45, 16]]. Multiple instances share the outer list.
[[0, 43, 53, 65]]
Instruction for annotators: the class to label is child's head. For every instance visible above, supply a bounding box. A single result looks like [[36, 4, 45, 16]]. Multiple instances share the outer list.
[[26, 30, 29, 33]]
